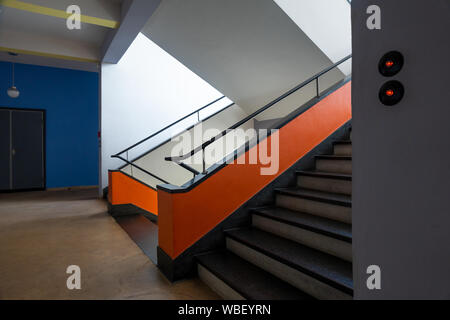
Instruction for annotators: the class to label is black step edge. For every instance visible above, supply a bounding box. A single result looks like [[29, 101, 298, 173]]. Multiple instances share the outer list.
[[275, 188, 352, 207], [333, 140, 352, 145], [296, 171, 352, 181], [315, 155, 352, 160], [251, 206, 352, 243], [196, 251, 313, 300], [226, 228, 353, 295]]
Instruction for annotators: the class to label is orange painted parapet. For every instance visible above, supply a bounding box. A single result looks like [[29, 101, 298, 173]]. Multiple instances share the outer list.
[[108, 171, 158, 215], [158, 82, 352, 259]]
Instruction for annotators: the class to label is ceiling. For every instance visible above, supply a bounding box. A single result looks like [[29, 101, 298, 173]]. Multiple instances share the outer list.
[[0, 0, 161, 72]]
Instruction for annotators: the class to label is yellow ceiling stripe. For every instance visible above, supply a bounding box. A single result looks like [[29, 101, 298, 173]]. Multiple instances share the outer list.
[[0, 46, 100, 64], [0, 0, 119, 29]]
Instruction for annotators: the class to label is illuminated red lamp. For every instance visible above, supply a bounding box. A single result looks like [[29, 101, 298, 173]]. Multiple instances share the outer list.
[[386, 89, 395, 97], [379, 51, 404, 77], [379, 80, 404, 106], [385, 60, 394, 68]]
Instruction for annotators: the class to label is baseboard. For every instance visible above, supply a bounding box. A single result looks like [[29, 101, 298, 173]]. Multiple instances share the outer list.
[[47, 185, 98, 191]]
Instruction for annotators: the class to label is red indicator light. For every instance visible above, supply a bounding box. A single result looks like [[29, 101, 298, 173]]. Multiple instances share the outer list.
[[385, 60, 394, 68], [379, 80, 404, 106]]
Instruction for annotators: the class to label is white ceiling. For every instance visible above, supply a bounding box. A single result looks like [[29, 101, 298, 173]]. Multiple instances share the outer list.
[[25, 0, 123, 21], [0, 6, 110, 48], [0, 0, 124, 71]]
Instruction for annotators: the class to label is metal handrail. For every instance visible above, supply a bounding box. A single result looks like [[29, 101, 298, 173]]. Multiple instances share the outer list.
[[112, 95, 227, 157], [111, 96, 237, 183], [114, 155, 169, 184], [166, 54, 352, 167]]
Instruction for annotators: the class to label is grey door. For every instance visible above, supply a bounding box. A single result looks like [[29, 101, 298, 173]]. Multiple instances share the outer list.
[[0, 109, 45, 191], [0, 110, 11, 190]]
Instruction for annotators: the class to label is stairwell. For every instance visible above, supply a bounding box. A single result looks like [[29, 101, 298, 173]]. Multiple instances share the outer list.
[[109, 59, 352, 287], [197, 128, 353, 300]]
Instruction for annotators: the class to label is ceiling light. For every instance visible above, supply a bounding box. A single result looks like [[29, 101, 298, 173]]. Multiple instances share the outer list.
[[7, 86, 20, 99], [7, 63, 20, 99]]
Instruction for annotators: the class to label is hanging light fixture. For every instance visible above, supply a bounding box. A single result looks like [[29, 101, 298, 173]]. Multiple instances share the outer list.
[[7, 62, 20, 99]]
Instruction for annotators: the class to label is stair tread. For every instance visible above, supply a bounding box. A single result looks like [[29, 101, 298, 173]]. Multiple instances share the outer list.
[[197, 251, 312, 300], [316, 155, 352, 160], [333, 140, 352, 145], [252, 206, 352, 242], [226, 228, 353, 294], [297, 171, 352, 181], [276, 188, 352, 207], [227, 228, 353, 294]]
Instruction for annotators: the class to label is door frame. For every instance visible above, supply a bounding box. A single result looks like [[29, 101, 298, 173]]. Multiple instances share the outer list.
[[0, 106, 46, 192]]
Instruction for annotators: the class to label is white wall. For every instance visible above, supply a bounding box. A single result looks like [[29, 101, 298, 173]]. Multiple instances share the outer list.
[[123, 103, 253, 188], [273, 0, 352, 74], [102, 0, 352, 189], [101, 33, 230, 189]]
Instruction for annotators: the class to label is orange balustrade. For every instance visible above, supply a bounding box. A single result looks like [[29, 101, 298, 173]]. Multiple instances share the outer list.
[[108, 171, 158, 215], [158, 82, 352, 259]]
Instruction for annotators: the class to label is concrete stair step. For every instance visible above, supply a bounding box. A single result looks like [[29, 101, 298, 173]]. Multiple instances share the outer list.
[[315, 155, 352, 174], [251, 206, 352, 261], [276, 188, 352, 207], [252, 206, 352, 242], [197, 251, 312, 300], [275, 188, 351, 224], [297, 171, 352, 195], [225, 228, 353, 300], [333, 140, 352, 156]]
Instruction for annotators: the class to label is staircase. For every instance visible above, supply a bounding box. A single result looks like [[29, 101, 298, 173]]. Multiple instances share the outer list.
[[197, 128, 353, 300]]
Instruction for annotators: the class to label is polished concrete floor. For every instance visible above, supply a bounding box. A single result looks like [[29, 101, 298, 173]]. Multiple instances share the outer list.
[[0, 188, 219, 300]]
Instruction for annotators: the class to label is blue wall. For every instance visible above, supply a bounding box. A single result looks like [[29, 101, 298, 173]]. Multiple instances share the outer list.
[[0, 61, 99, 188]]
